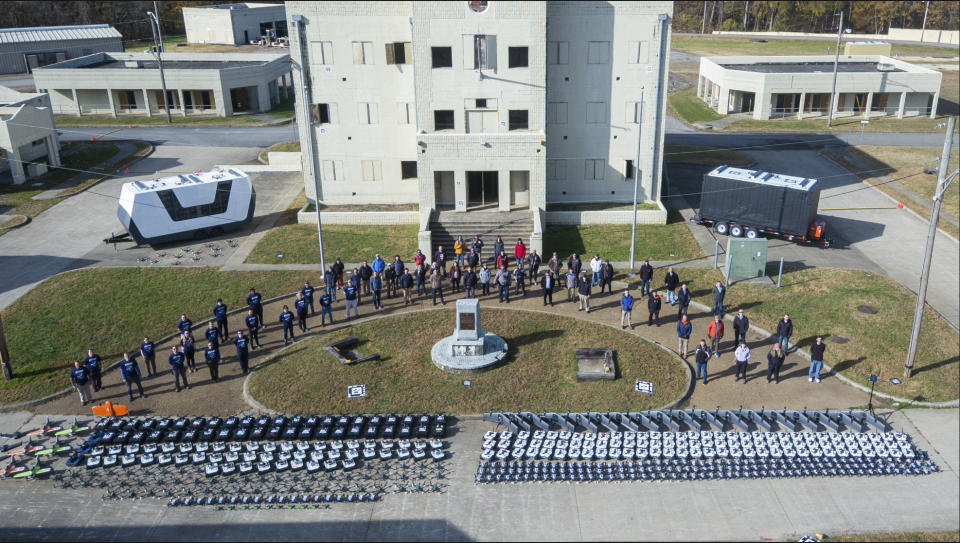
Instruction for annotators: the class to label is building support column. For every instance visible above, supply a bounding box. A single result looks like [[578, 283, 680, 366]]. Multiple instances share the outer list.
[[8, 148, 26, 185], [498, 169, 510, 212], [142, 89, 152, 117], [45, 135, 61, 167], [897, 92, 907, 119], [106, 89, 117, 118], [454, 170, 467, 212], [71, 88, 81, 116], [697, 75, 704, 98], [863, 92, 874, 119], [718, 87, 730, 114], [177, 89, 186, 117], [256, 83, 271, 113], [797, 92, 806, 120], [930, 91, 939, 118], [831, 93, 841, 118]]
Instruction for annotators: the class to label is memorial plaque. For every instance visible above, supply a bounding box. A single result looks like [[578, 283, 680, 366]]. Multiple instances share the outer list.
[[460, 313, 476, 331]]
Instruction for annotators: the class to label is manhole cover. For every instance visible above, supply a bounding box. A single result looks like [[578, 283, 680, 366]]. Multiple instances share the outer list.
[[831, 335, 850, 344], [857, 305, 878, 314]]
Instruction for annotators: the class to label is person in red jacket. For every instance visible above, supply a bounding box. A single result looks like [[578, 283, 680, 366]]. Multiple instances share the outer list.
[[707, 314, 724, 357], [514, 239, 527, 273]]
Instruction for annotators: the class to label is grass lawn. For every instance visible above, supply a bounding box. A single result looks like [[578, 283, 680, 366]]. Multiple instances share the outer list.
[[668, 89, 724, 124], [546, 202, 659, 211], [248, 309, 687, 414], [263, 98, 296, 119], [0, 268, 313, 404], [616, 267, 959, 403], [812, 530, 960, 542], [670, 36, 955, 58], [726, 115, 959, 133], [245, 224, 420, 265], [543, 210, 705, 261], [664, 145, 753, 167], [55, 113, 263, 127], [258, 140, 301, 164]]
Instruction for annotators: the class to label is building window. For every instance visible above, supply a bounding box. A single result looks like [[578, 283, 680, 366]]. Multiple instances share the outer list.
[[467, 34, 495, 70], [547, 159, 566, 181], [587, 41, 610, 64], [627, 41, 649, 64], [585, 159, 604, 180], [358, 103, 379, 124], [431, 46, 453, 68], [508, 110, 528, 130], [547, 41, 569, 65], [475, 98, 488, 108], [361, 160, 382, 182], [275, 20, 288, 38], [397, 102, 412, 124], [310, 41, 333, 65], [625, 101, 641, 123], [352, 41, 374, 64], [547, 102, 567, 124], [625, 160, 635, 179], [508, 46, 528, 68], [586, 102, 607, 124], [322, 160, 341, 181], [386, 42, 411, 65], [310, 103, 332, 125], [434, 110, 454, 131], [31, 138, 45, 147], [401, 161, 418, 179]]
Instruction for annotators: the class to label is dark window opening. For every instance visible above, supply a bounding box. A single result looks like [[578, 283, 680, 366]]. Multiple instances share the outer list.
[[625, 160, 634, 179], [508, 46, 528, 68], [475, 98, 487, 108], [401, 161, 418, 179], [310, 103, 330, 124], [434, 110, 454, 131], [157, 180, 233, 222], [431, 46, 453, 68], [508, 109, 528, 130]]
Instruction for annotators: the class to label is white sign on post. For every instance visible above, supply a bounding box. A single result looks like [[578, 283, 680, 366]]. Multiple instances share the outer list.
[[347, 384, 366, 398], [635, 380, 653, 394]]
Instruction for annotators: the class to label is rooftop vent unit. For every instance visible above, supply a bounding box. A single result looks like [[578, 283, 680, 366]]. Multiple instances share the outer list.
[[877, 63, 896, 72], [124, 60, 142, 68]]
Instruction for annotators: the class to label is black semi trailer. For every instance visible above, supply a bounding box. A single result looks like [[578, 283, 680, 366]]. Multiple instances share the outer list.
[[691, 165, 831, 247]]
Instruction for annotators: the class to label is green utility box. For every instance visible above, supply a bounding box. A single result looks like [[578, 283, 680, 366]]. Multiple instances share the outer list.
[[724, 238, 768, 280]]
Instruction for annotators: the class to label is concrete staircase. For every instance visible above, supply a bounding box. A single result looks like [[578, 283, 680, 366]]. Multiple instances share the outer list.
[[428, 210, 534, 256]]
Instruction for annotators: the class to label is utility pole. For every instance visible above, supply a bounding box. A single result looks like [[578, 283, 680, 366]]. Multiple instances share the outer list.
[[904, 116, 956, 379], [701, 1, 707, 34], [153, 0, 163, 47], [827, 10, 843, 128], [146, 11, 172, 123], [628, 98, 643, 277], [920, 0, 930, 43]]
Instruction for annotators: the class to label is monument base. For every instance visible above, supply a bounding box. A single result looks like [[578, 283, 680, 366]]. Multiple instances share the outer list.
[[431, 333, 508, 374]]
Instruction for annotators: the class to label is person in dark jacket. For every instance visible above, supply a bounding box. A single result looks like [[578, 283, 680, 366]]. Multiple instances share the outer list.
[[434, 246, 447, 274], [324, 266, 338, 302], [663, 267, 679, 305], [732, 309, 749, 347], [212, 298, 228, 340], [694, 339, 712, 384], [676, 284, 692, 319], [301, 281, 315, 314], [83, 349, 103, 392], [245, 309, 261, 348], [70, 361, 92, 405], [620, 288, 634, 329], [577, 273, 592, 312], [472, 235, 484, 261], [711, 281, 726, 317], [180, 331, 197, 372], [246, 288, 264, 329], [392, 255, 404, 291], [333, 257, 345, 288], [384, 265, 396, 298], [492, 236, 504, 265], [676, 315, 692, 358], [767, 343, 785, 384], [776, 314, 793, 353], [349, 268, 363, 305], [400, 268, 415, 304], [295, 292, 310, 330], [540, 270, 555, 306], [494, 265, 511, 303], [344, 279, 360, 318], [318, 290, 334, 325], [463, 266, 478, 299], [809, 336, 826, 383], [467, 248, 480, 269], [370, 271, 383, 310], [648, 291, 662, 326], [513, 265, 526, 296], [204, 341, 220, 382], [638, 259, 654, 296], [527, 250, 541, 282], [359, 261, 373, 295], [600, 260, 615, 295], [169, 345, 189, 392], [448, 263, 461, 294], [567, 253, 582, 276], [177, 314, 193, 335], [205, 321, 220, 349], [139, 336, 156, 377], [415, 264, 427, 296], [431, 268, 445, 305], [234, 330, 251, 375], [279, 305, 296, 344]]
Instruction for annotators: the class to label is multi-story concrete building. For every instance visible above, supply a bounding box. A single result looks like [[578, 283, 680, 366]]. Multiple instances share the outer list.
[[287, 1, 672, 252], [33, 52, 293, 118], [0, 24, 123, 75], [698, 55, 942, 120], [0, 87, 60, 185], [183, 3, 288, 45]]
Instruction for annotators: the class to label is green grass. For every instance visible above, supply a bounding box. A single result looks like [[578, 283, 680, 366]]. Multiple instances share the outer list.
[[670, 36, 956, 58], [543, 210, 705, 262], [245, 224, 420, 265], [668, 89, 725, 124], [664, 145, 753, 166], [617, 267, 959, 403], [54, 114, 263, 127], [258, 140, 301, 164], [815, 530, 960, 542], [264, 98, 296, 119], [0, 268, 313, 404], [248, 309, 687, 413], [726, 115, 958, 133], [546, 202, 659, 211]]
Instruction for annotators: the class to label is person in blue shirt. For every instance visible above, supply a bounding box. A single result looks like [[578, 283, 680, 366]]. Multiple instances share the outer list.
[[246, 288, 264, 329], [139, 336, 156, 377], [204, 341, 221, 382], [83, 349, 103, 392], [370, 271, 383, 310], [234, 330, 250, 375], [343, 281, 359, 319], [301, 281, 315, 314], [245, 309, 261, 348], [180, 331, 197, 372], [119, 352, 145, 401], [279, 305, 296, 344], [620, 289, 634, 329], [168, 345, 190, 392], [318, 291, 334, 326], [371, 254, 386, 276], [294, 292, 309, 332], [69, 361, 92, 406], [212, 298, 228, 341], [349, 269, 363, 304], [205, 321, 220, 349], [177, 314, 192, 335]]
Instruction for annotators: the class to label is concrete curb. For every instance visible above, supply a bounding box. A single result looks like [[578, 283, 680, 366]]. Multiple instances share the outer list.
[[0, 215, 29, 230], [241, 305, 694, 415]]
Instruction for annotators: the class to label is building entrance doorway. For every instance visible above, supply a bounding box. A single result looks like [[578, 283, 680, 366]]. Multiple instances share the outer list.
[[741, 92, 755, 113], [466, 171, 498, 209]]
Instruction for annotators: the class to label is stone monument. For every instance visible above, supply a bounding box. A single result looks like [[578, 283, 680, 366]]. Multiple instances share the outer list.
[[431, 299, 507, 374]]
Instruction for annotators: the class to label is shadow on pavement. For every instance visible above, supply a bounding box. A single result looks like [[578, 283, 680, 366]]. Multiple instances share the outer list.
[[0, 255, 98, 295]]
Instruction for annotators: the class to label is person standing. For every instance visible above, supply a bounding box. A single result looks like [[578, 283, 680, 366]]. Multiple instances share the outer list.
[[707, 315, 724, 357], [180, 331, 197, 372], [472, 235, 484, 262], [204, 341, 220, 382], [496, 249, 509, 270], [448, 263, 461, 294], [370, 271, 383, 310], [245, 309, 262, 348], [343, 281, 360, 318], [620, 288, 634, 329], [246, 288, 264, 329], [177, 314, 193, 335], [464, 266, 477, 299], [384, 265, 396, 298], [392, 255, 405, 294], [513, 239, 526, 272], [600, 260, 615, 296], [479, 264, 491, 296], [169, 345, 189, 392], [205, 321, 220, 349], [372, 253, 386, 276], [547, 252, 560, 287], [360, 260, 373, 296], [648, 291, 662, 326], [301, 281, 316, 314], [565, 267, 578, 302], [324, 266, 338, 302], [212, 298, 229, 341], [676, 315, 692, 359], [413, 248, 426, 269], [434, 246, 447, 274], [279, 305, 296, 344], [400, 268, 415, 305], [694, 340, 712, 384], [70, 361, 92, 406], [83, 349, 103, 392], [776, 314, 793, 353], [118, 352, 145, 401], [663, 267, 679, 305], [349, 268, 363, 305], [589, 254, 603, 286], [766, 343, 785, 384], [318, 289, 334, 325], [711, 281, 726, 317], [139, 336, 156, 377], [333, 257, 345, 288], [540, 271, 554, 306], [512, 265, 526, 296], [415, 263, 427, 297], [809, 336, 826, 383], [732, 309, 749, 347], [676, 284, 692, 319], [734, 342, 751, 383], [234, 330, 250, 375], [638, 259, 654, 297], [431, 268, 446, 305], [577, 273, 592, 313], [495, 265, 511, 303], [467, 248, 480, 270], [454, 236, 465, 266], [567, 253, 582, 276], [493, 236, 504, 265], [295, 292, 310, 331], [527, 249, 541, 282]]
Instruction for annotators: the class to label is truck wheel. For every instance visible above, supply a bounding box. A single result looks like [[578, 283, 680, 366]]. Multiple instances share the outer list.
[[730, 225, 744, 237], [745, 229, 758, 239], [714, 223, 729, 235]]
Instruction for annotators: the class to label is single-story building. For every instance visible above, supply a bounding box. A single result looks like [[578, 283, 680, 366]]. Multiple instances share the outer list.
[[32, 52, 292, 118], [698, 55, 942, 120], [182, 2, 287, 45], [0, 87, 61, 184], [0, 24, 123, 75]]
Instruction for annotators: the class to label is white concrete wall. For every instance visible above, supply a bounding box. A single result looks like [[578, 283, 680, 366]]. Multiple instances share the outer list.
[[183, 4, 287, 45], [297, 210, 420, 225], [546, 207, 667, 225]]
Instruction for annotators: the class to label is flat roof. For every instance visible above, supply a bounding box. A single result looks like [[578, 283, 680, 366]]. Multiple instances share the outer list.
[[0, 24, 121, 44], [189, 2, 282, 9], [78, 59, 268, 70], [126, 169, 247, 194], [720, 61, 904, 74], [709, 166, 818, 191]]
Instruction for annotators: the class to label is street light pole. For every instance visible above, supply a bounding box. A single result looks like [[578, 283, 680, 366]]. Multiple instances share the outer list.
[[827, 10, 843, 128], [628, 97, 643, 277], [146, 11, 172, 124], [904, 115, 956, 378]]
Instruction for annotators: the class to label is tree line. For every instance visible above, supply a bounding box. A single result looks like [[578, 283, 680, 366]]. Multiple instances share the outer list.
[[673, 1, 959, 35]]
